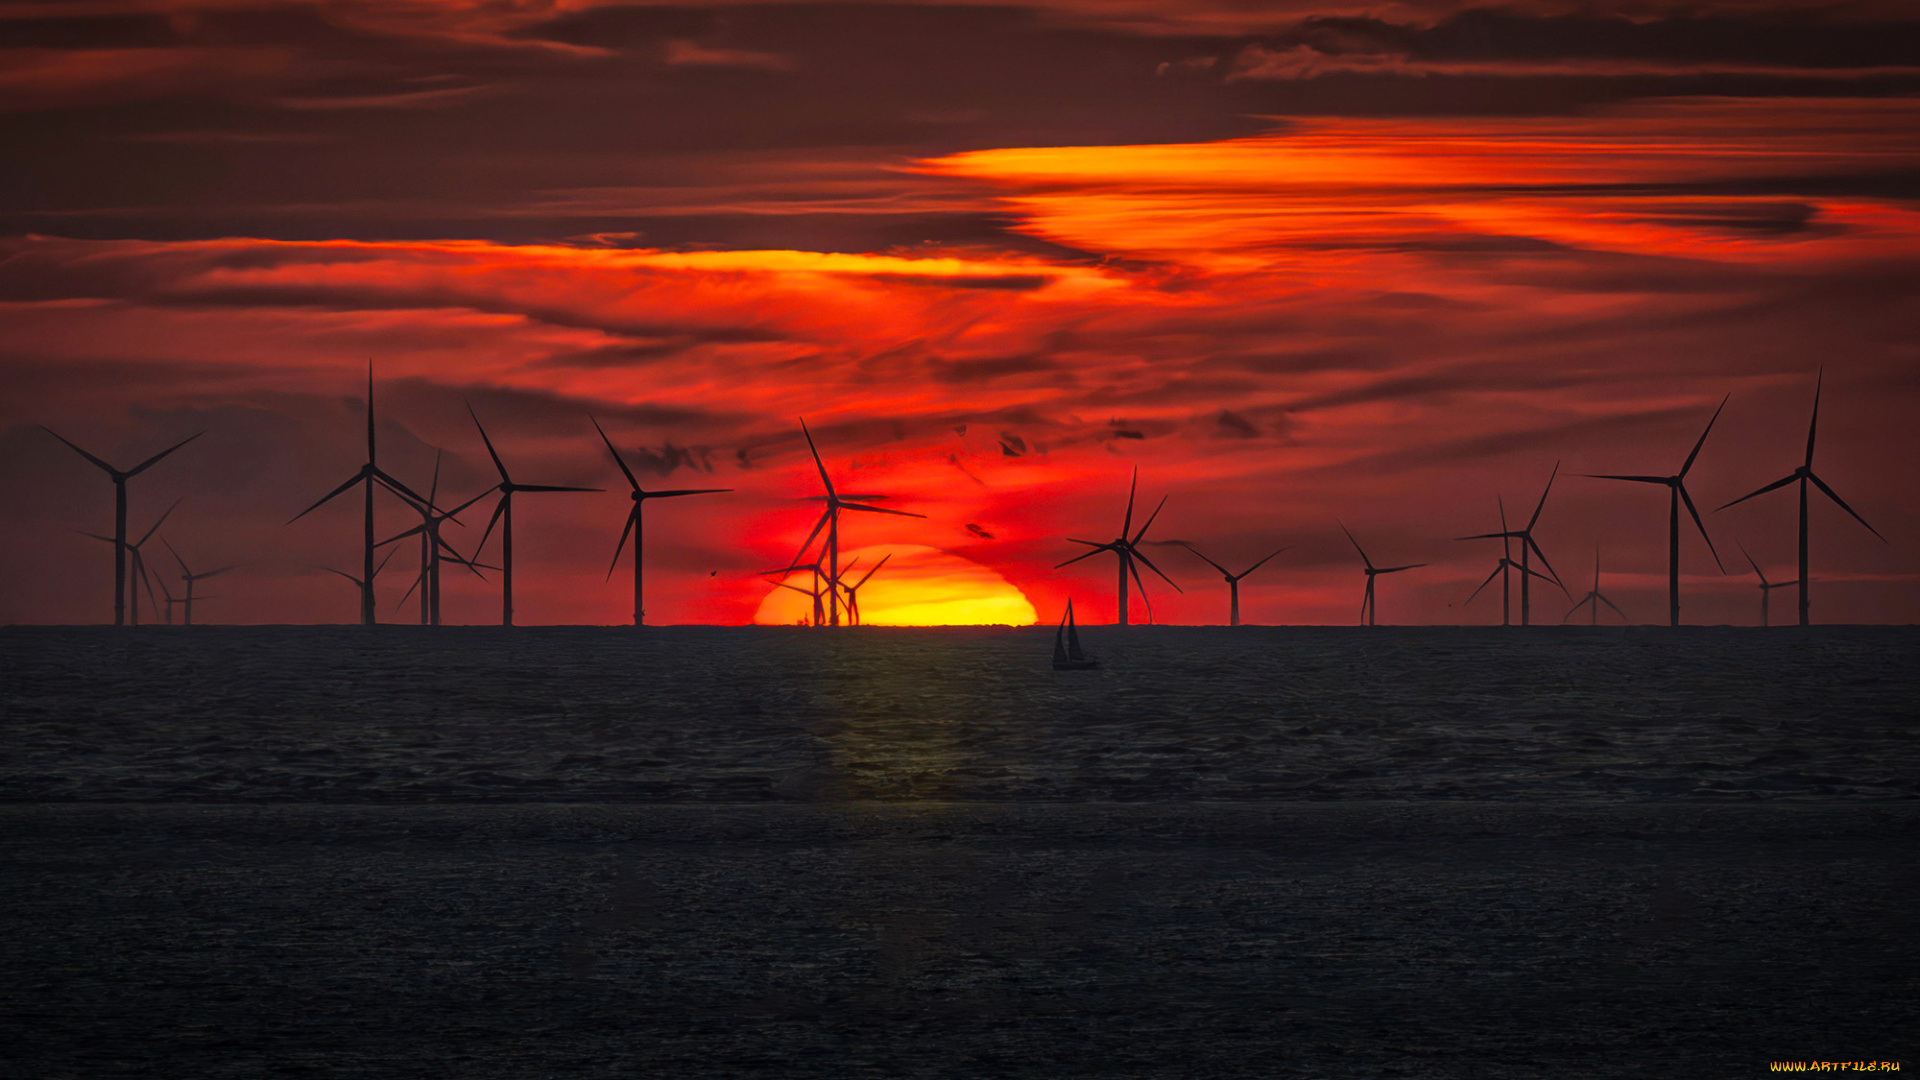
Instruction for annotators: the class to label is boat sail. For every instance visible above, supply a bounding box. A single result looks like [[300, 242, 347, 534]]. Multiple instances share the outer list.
[[1052, 599, 1100, 670]]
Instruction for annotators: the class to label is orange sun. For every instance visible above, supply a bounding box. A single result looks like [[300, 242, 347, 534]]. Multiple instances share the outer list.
[[752, 544, 1036, 626]]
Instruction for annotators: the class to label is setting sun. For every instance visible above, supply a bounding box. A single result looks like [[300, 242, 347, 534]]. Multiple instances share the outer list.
[[752, 544, 1036, 626]]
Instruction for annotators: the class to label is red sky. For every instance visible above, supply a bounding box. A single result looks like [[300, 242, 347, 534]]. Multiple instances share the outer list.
[[3, 0, 1917, 625]]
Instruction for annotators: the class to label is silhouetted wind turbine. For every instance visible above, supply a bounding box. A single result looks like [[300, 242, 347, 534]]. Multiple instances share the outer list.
[[1563, 548, 1627, 625], [468, 405, 601, 627], [1457, 464, 1566, 625], [375, 454, 491, 626], [762, 553, 837, 626], [77, 501, 176, 626], [1736, 542, 1800, 628], [1459, 498, 1550, 625], [1583, 395, 1728, 626], [787, 418, 923, 627], [291, 365, 432, 626], [160, 536, 232, 627], [591, 416, 729, 626], [1716, 371, 1885, 626], [41, 426, 201, 625], [1177, 542, 1287, 626], [842, 553, 891, 625], [1340, 522, 1425, 627], [1056, 467, 1181, 626]]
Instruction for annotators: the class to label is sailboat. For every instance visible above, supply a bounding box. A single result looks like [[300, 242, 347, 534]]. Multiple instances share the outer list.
[[1052, 599, 1100, 670]]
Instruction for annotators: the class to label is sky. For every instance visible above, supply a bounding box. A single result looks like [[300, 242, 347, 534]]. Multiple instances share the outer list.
[[2, 0, 1917, 626]]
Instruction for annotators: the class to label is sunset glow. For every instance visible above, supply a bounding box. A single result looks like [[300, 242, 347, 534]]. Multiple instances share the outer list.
[[2, 0, 1917, 625], [752, 545, 1037, 626]]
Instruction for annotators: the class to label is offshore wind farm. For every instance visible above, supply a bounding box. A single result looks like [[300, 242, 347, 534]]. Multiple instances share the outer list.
[[4, 4, 1919, 1073]]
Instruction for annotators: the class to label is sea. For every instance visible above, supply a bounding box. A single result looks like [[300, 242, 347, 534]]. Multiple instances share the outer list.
[[2, 625, 1914, 1077]]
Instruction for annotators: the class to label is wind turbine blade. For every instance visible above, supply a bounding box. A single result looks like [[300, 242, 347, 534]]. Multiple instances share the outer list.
[[1055, 545, 1114, 569], [371, 467, 431, 510], [1680, 394, 1729, 478], [39, 427, 116, 474], [798, 417, 836, 499], [428, 450, 441, 508], [852, 553, 891, 589], [1738, 541, 1764, 583], [514, 484, 602, 493], [376, 523, 430, 548], [784, 509, 832, 576], [1376, 563, 1426, 574], [476, 492, 508, 555], [1807, 472, 1886, 542], [1599, 595, 1628, 621], [1121, 466, 1139, 538], [1677, 484, 1725, 572], [607, 507, 638, 582], [1562, 596, 1590, 623], [397, 568, 425, 607], [1581, 473, 1668, 484], [443, 488, 495, 522], [1456, 531, 1517, 542], [837, 502, 926, 519], [650, 488, 731, 498], [1528, 461, 1560, 529], [366, 360, 376, 461], [1130, 494, 1168, 545], [1128, 545, 1183, 593], [1716, 473, 1796, 512], [1465, 562, 1505, 605], [1515, 561, 1557, 586], [159, 534, 190, 577], [1180, 543, 1231, 577], [1523, 535, 1566, 591], [198, 567, 235, 580], [1498, 495, 1509, 535], [1240, 546, 1290, 578], [322, 567, 360, 587], [1805, 366, 1822, 469], [466, 404, 511, 485], [289, 473, 363, 523], [437, 538, 490, 581], [75, 531, 115, 545], [375, 546, 399, 577], [1065, 537, 1104, 547], [126, 431, 205, 477], [590, 415, 641, 491], [1338, 521, 1373, 569]]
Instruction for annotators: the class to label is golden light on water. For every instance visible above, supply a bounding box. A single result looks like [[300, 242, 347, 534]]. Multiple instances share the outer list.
[[752, 544, 1037, 626]]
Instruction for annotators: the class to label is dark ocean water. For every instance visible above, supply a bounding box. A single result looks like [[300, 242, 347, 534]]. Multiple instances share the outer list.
[[2, 625, 1915, 803], [3, 627, 1914, 1078]]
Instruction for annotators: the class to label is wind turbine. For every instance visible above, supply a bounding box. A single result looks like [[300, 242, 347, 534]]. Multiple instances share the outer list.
[[591, 416, 729, 626], [290, 365, 433, 626], [1563, 548, 1628, 625], [468, 405, 601, 627], [761, 553, 836, 626], [842, 554, 891, 626], [1177, 542, 1287, 626], [1459, 497, 1550, 625], [1456, 464, 1566, 625], [41, 426, 201, 625], [1340, 522, 1425, 627], [1736, 542, 1800, 628], [786, 418, 924, 627], [159, 536, 232, 627], [375, 454, 491, 626], [77, 501, 177, 626], [1716, 371, 1885, 626], [1582, 395, 1729, 626], [1056, 467, 1181, 626]]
